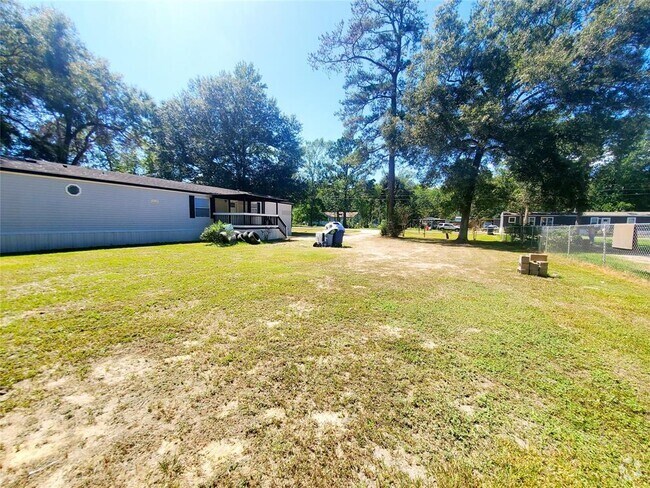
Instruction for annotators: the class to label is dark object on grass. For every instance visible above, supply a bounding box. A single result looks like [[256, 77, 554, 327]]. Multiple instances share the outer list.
[[248, 231, 262, 244]]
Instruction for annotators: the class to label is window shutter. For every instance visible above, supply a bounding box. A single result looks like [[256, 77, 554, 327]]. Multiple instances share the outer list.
[[189, 195, 195, 218], [209, 197, 215, 220]]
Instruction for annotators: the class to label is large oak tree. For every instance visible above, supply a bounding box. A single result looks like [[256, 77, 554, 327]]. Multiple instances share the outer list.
[[406, 0, 649, 241], [0, 1, 153, 167], [153, 63, 302, 198]]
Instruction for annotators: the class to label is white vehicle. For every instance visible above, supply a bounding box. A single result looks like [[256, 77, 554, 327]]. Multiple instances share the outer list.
[[439, 222, 460, 232]]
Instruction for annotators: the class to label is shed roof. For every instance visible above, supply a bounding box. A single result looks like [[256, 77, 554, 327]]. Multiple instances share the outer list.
[[581, 211, 650, 217], [0, 157, 291, 203]]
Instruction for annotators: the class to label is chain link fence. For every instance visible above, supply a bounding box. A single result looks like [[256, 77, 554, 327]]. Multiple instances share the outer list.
[[539, 224, 650, 279], [501, 225, 543, 247]]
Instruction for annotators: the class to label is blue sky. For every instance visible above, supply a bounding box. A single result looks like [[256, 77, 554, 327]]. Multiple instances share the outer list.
[[22, 1, 459, 142]]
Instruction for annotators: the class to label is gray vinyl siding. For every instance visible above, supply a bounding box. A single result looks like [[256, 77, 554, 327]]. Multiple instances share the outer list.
[[0, 172, 212, 253], [577, 215, 650, 224]]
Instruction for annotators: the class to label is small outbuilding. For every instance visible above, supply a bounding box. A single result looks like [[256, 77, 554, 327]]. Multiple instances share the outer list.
[[0, 157, 292, 254]]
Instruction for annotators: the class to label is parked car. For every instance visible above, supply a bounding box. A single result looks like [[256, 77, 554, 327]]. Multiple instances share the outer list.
[[440, 223, 460, 232]]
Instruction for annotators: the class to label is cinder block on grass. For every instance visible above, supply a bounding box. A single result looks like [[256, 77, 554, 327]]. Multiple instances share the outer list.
[[538, 261, 549, 277], [528, 262, 540, 276], [529, 253, 548, 262]]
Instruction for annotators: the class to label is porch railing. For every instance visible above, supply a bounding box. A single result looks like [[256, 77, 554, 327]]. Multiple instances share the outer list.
[[213, 213, 287, 237]]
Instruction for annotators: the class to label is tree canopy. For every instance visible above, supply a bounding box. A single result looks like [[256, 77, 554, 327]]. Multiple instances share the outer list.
[[1, 0, 647, 214], [150, 63, 303, 197], [310, 0, 426, 236], [0, 0, 153, 166], [405, 0, 649, 241]]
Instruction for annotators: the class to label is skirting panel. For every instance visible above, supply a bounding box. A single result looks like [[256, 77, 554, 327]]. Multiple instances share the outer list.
[[0, 229, 202, 254]]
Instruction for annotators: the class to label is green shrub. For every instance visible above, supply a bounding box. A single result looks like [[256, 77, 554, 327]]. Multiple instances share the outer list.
[[379, 220, 389, 236], [200, 221, 236, 246]]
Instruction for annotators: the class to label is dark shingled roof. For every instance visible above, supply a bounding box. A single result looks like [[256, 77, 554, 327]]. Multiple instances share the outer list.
[[0, 157, 291, 203]]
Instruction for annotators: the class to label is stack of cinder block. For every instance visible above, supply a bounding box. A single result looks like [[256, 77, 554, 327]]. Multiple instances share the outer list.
[[518, 253, 549, 277]]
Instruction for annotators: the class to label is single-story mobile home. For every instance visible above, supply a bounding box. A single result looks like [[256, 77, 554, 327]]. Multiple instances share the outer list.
[[499, 210, 650, 231], [0, 157, 292, 254]]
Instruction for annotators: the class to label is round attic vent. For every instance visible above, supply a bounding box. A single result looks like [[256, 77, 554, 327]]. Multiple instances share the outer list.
[[66, 184, 81, 196]]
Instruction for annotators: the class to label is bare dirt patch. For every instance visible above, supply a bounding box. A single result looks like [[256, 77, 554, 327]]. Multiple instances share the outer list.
[[186, 438, 247, 483], [457, 403, 476, 417], [381, 325, 403, 338], [287, 300, 315, 317], [217, 400, 239, 418], [373, 446, 428, 481], [310, 411, 349, 432], [91, 355, 152, 385], [163, 354, 192, 363], [62, 393, 94, 406], [263, 407, 286, 420]]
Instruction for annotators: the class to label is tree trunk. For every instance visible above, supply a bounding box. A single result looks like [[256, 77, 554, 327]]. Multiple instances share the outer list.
[[456, 147, 485, 243], [523, 205, 529, 227], [387, 70, 399, 237], [458, 204, 472, 242], [60, 117, 73, 164], [387, 147, 396, 235], [308, 186, 315, 226], [343, 183, 348, 227]]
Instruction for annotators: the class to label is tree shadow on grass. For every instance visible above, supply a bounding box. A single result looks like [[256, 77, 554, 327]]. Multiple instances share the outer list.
[[398, 236, 536, 253]]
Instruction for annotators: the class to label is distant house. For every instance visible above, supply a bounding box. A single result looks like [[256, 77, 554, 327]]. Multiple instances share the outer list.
[[0, 157, 292, 254], [499, 210, 650, 231], [323, 211, 358, 223], [419, 217, 445, 227], [579, 211, 650, 225], [499, 211, 577, 229]]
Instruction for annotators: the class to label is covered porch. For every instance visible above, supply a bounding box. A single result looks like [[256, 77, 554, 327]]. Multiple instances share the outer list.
[[210, 195, 291, 239]]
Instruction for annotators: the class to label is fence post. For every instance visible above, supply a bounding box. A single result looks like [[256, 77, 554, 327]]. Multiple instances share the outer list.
[[602, 227, 607, 265], [567, 225, 572, 256], [545, 226, 549, 252]]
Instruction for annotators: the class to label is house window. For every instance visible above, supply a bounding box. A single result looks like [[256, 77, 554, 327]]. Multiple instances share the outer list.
[[527, 216, 536, 225], [508, 216, 516, 224], [540, 217, 554, 226], [194, 197, 210, 217], [590, 217, 599, 225], [600, 217, 611, 225], [627, 217, 636, 224], [251, 202, 260, 214], [66, 184, 81, 196]]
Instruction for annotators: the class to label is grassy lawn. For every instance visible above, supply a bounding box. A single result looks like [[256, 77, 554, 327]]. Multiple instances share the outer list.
[[1, 234, 649, 486], [292, 225, 363, 236], [570, 252, 650, 280], [403, 228, 504, 243]]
